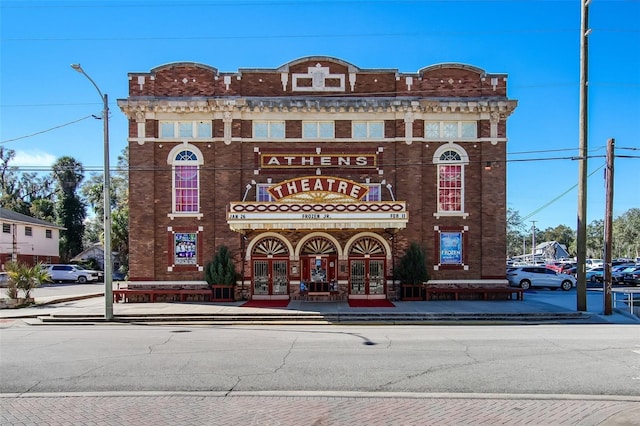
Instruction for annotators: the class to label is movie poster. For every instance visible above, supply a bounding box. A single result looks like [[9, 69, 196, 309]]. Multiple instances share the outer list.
[[440, 232, 462, 264], [175, 233, 197, 265]]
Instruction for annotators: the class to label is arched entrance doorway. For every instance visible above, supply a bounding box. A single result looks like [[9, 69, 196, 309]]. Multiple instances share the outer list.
[[299, 236, 338, 293], [348, 236, 386, 298], [251, 237, 289, 299]]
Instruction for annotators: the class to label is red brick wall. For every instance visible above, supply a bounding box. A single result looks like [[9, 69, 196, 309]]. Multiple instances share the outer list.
[[123, 58, 515, 284]]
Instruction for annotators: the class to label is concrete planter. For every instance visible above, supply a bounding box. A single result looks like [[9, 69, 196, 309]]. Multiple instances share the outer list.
[[0, 297, 35, 309], [211, 285, 235, 302], [401, 284, 424, 301]]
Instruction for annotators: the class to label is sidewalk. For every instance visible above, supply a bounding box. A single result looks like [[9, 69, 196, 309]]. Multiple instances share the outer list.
[[1, 282, 638, 324], [2, 391, 639, 426], [2, 286, 639, 425]]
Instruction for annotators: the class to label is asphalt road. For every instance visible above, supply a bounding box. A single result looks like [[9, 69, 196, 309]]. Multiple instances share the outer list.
[[1, 323, 638, 396]]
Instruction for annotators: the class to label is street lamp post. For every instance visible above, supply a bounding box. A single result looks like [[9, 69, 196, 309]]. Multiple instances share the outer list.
[[71, 63, 113, 320]]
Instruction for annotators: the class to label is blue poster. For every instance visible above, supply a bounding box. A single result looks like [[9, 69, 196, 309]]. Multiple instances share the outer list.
[[440, 232, 462, 264], [175, 233, 197, 265]]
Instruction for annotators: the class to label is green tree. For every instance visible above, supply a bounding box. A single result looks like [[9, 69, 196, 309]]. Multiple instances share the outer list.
[[52, 157, 86, 262], [29, 198, 56, 223], [80, 147, 129, 273], [612, 208, 640, 259], [586, 219, 604, 259], [0, 147, 53, 215], [82, 217, 103, 248], [506, 208, 526, 257], [395, 242, 428, 284], [542, 224, 576, 255], [204, 246, 238, 286]]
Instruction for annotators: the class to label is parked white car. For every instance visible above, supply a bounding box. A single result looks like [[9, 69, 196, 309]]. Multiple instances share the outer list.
[[43, 264, 101, 284], [507, 266, 576, 291], [586, 259, 604, 268]]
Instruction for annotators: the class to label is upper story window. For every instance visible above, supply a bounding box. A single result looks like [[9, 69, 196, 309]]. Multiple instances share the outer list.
[[25, 226, 33, 237], [362, 184, 381, 202], [45, 229, 52, 239], [433, 144, 469, 216], [167, 144, 204, 216], [425, 121, 477, 140], [256, 184, 275, 202], [160, 121, 212, 139], [2, 223, 10, 233], [253, 121, 285, 139], [303, 121, 334, 139], [353, 122, 384, 139]]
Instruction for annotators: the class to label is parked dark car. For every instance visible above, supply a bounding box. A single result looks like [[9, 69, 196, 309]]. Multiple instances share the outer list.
[[112, 271, 127, 281], [611, 265, 637, 284], [622, 267, 640, 286]]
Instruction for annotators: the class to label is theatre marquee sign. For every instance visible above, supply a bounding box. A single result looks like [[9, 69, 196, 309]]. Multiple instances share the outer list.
[[228, 176, 408, 232], [268, 176, 368, 201]]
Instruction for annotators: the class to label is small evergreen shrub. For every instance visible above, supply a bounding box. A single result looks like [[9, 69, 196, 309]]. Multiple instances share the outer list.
[[204, 246, 238, 287], [395, 242, 428, 285]]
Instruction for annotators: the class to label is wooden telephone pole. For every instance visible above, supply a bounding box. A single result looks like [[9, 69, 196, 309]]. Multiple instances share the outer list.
[[576, 0, 590, 311], [603, 138, 615, 315]]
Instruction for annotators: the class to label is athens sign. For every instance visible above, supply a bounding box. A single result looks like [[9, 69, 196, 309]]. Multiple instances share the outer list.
[[260, 154, 376, 169]]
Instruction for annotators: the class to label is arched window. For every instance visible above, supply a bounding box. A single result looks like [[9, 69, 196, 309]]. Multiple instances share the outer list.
[[168, 145, 203, 215], [433, 144, 469, 215]]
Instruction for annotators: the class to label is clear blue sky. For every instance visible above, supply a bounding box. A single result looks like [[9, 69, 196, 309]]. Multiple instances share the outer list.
[[1, 0, 638, 232]]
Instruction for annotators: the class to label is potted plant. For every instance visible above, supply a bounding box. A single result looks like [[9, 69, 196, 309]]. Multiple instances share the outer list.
[[204, 246, 238, 301], [395, 242, 428, 300], [3, 261, 51, 307]]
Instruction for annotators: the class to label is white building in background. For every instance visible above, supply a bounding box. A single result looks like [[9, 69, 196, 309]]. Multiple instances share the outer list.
[[510, 241, 571, 265], [0, 208, 63, 268]]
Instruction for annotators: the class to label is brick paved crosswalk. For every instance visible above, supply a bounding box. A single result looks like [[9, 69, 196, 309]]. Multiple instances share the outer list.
[[1, 393, 638, 425]]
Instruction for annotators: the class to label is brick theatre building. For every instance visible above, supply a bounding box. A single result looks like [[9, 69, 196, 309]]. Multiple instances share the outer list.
[[117, 56, 517, 301]]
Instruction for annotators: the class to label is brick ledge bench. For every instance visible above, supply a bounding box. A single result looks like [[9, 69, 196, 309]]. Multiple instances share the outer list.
[[425, 286, 524, 301], [113, 288, 212, 303]]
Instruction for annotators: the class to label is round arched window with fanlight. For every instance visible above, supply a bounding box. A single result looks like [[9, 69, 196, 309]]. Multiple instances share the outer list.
[[168, 145, 204, 214], [433, 144, 469, 214]]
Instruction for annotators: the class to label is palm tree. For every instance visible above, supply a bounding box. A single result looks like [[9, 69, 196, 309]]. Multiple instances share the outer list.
[[4, 262, 51, 300]]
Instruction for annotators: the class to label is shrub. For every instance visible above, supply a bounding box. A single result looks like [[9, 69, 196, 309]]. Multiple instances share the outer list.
[[204, 246, 238, 287], [395, 242, 428, 285], [4, 261, 51, 300]]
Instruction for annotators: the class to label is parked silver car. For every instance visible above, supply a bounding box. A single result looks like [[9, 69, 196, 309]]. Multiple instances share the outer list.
[[507, 266, 576, 291]]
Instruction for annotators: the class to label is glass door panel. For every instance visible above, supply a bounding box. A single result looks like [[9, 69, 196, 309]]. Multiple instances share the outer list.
[[350, 260, 365, 295], [272, 260, 288, 295], [369, 260, 385, 294], [253, 260, 268, 295]]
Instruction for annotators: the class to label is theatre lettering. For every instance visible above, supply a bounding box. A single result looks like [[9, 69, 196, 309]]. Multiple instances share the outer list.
[[268, 177, 368, 201]]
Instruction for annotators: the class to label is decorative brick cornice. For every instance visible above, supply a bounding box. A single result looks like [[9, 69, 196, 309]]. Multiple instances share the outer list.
[[117, 97, 517, 118]]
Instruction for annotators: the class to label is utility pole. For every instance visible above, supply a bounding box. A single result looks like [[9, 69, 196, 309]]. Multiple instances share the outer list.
[[11, 224, 17, 262], [603, 138, 614, 315], [531, 220, 537, 264], [576, 0, 590, 312], [71, 64, 113, 320]]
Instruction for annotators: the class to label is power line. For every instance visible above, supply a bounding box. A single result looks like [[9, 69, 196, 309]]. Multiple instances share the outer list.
[[520, 163, 606, 222], [0, 116, 94, 144]]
